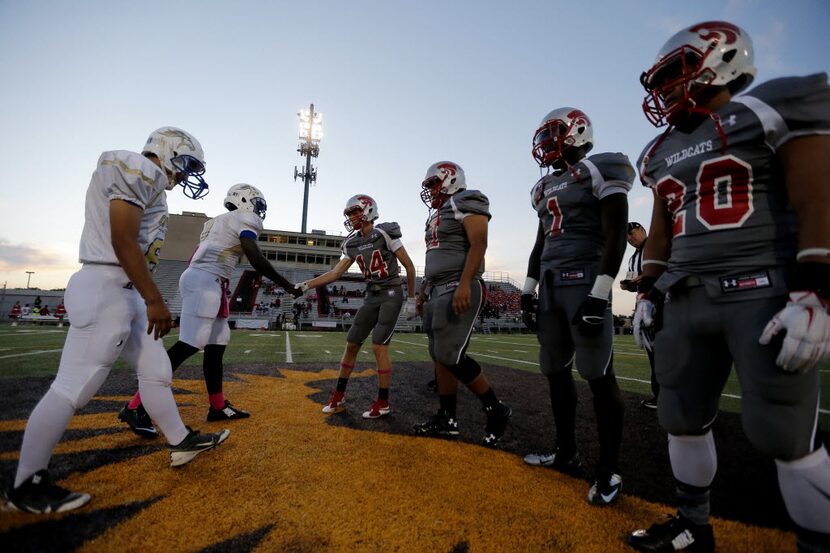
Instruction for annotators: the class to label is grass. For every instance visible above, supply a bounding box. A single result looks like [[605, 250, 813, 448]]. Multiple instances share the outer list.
[[0, 324, 828, 423]]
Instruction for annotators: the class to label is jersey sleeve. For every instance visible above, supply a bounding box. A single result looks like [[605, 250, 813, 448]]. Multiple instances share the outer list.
[[376, 222, 404, 252], [735, 73, 830, 149], [340, 235, 354, 260], [235, 211, 263, 240], [448, 189, 491, 221], [582, 152, 635, 199], [98, 151, 166, 209]]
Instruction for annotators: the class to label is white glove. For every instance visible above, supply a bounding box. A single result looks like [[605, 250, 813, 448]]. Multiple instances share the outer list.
[[402, 297, 418, 319], [295, 281, 309, 293], [759, 291, 830, 373], [633, 294, 656, 351]]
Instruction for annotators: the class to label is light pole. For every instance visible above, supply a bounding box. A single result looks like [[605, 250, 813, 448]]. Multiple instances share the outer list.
[[25, 271, 35, 289], [294, 104, 323, 234]]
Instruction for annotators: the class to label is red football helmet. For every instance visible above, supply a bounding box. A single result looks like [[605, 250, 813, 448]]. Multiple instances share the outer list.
[[343, 194, 379, 232], [641, 21, 756, 127], [532, 108, 594, 169]]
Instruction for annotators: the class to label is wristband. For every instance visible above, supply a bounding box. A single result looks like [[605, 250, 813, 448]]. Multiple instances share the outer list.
[[523, 277, 539, 295], [796, 248, 830, 261], [642, 259, 668, 267], [590, 274, 614, 299]]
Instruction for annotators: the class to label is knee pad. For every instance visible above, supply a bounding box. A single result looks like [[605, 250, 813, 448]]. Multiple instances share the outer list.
[[668, 431, 717, 488], [52, 365, 110, 410], [776, 448, 830, 534], [446, 356, 482, 384]]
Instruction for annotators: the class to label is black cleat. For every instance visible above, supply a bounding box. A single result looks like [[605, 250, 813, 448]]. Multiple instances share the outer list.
[[118, 402, 158, 438], [628, 513, 715, 552], [587, 470, 623, 506], [640, 397, 658, 410], [4, 470, 91, 514], [523, 448, 583, 476], [207, 400, 251, 421], [169, 427, 230, 467], [413, 410, 459, 437], [482, 402, 512, 447]]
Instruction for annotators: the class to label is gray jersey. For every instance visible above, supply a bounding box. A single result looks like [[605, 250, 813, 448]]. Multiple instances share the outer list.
[[341, 222, 403, 287], [424, 189, 491, 285], [638, 73, 830, 294], [531, 152, 634, 269]]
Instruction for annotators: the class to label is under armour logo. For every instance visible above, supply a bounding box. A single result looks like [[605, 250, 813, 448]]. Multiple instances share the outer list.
[[116, 339, 124, 347], [724, 114, 737, 126]]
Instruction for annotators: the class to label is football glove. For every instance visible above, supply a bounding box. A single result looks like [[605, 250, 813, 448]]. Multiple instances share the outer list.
[[759, 291, 830, 373], [572, 294, 608, 338], [295, 281, 309, 294], [520, 293, 538, 332], [402, 297, 418, 320], [633, 293, 657, 351]]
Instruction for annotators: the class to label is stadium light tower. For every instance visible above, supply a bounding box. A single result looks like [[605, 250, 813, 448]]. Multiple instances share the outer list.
[[294, 104, 323, 234], [25, 271, 34, 289]]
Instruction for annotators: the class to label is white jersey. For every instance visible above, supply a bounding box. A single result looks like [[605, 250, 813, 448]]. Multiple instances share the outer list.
[[78, 150, 169, 271], [189, 210, 264, 280]]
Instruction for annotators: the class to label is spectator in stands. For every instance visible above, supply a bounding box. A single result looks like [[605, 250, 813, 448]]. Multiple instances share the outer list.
[[620, 221, 657, 410], [54, 301, 66, 321], [298, 194, 417, 420], [21, 304, 31, 317], [40, 305, 50, 317], [33, 296, 42, 308], [119, 183, 301, 437]]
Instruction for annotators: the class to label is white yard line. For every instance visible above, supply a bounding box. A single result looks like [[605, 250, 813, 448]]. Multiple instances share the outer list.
[[324, 350, 331, 354], [285, 332, 293, 363], [244, 350, 252, 354], [0, 349, 62, 359], [395, 350, 405, 355]]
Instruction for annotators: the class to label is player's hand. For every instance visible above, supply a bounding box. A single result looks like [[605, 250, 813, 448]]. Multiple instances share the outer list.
[[633, 293, 657, 351], [572, 294, 608, 337], [452, 282, 472, 315], [402, 297, 418, 319], [415, 293, 424, 316], [759, 291, 830, 373], [520, 293, 538, 332], [293, 281, 308, 298], [146, 298, 173, 340]]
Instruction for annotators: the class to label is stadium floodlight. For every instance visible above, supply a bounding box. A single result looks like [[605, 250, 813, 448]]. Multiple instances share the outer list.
[[294, 103, 323, 234], [25, 271, 35, 289]]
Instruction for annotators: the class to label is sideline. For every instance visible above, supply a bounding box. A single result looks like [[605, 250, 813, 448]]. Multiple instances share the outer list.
[[285, 332, 293, 363]]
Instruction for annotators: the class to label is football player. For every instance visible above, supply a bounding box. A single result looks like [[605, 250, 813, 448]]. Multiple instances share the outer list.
[[119, 183, 301, 437], [628, 21, 830, 553], [413, 161, 512, 446], [5, 128, 230, 514], [520, 108, 633, 506], [297, 194, 416, 419]]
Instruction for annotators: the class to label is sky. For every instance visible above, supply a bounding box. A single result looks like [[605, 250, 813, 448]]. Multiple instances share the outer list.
[[1, 0, 828, 314]]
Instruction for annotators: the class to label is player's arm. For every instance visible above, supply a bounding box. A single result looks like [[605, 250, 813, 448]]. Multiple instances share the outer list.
[[598, 192, 629, 281], [454, 214, 488, 314], [240, 236, 297, 294], [394, 246, 417, 298], [303, 258, 354, 289], [523, 221, 544, 294], [641, 190, 670, 282], [110, 199, 171, 339], [783, 135, 830, 266]]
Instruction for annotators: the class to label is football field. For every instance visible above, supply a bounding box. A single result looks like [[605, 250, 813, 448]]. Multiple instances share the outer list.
[[1, 325, 828, 423]]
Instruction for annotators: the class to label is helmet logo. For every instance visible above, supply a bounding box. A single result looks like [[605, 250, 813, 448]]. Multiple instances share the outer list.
[[157, 129, 197, 152], [436, 163, 457, 183], [689, 21, 739, 45], [357, 195, 373, 208]]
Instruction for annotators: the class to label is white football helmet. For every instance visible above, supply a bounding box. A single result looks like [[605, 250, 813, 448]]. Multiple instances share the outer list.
[[641, 21, 756, 127], [421, 161, 466, 209], [343, 194, 379, 232], [224, 183, 267, 219], [142, 127, 209, 198], [532, 108, 594, 169]]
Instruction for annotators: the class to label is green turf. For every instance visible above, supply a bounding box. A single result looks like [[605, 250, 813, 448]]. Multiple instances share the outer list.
[[0, 324, 827, 423]]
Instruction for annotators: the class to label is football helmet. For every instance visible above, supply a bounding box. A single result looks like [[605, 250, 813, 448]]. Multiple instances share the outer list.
[[421, 161, 466, 209], [343, 194, 379, 232], [641, 21, 756, 127], [532, 108, 593, 169], [224, 183, 267, 220], [142, 127, 209, 199]]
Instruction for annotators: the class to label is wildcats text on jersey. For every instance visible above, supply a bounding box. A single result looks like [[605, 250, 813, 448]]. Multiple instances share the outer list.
[[663, 140, 714, 167]]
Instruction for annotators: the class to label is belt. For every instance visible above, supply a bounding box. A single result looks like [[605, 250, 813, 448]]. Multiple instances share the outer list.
[[673, 275, 704, 290]]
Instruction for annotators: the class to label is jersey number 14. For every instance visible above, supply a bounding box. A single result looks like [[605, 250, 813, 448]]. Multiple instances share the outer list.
[[355, 250, 389, 280]]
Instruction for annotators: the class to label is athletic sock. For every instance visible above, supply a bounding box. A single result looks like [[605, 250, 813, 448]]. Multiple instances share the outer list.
[[476, 388, 500, 409], [439, 394, 457, 418], [203, 344, 226, 397], [127, 392, 142, 410], [336, 378, 350, 393], [168, 341, 200, 371], [548, 370, 577, 456], [378, 388, 389, 401], [209, 392, 226, 411]]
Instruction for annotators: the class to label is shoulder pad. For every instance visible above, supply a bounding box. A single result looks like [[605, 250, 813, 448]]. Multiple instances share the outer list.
[[98, 150, 165, 182], [376, 222, 402, 239], [450, 189, 490, 218], [585, 152, 636, 184]]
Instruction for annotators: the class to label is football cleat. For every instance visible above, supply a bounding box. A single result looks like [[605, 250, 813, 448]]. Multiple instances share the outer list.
[[207, 400, 250, 421], [587, 471, 623, 506], [118, 402, 158, 439], [413, 410, 460, 437], [169, 427, 230, 467], [362, 400, 391, 419], [322, 391, 346, 414], [523, 449, 583, 476], [482, 402, 512, 447], [628, 513, 715, 552], [640, 397, 658, 410], [4, 470, 91, 514]]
